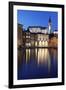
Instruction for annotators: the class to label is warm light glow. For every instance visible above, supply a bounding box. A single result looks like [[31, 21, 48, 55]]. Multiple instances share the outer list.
[[42, 41, 44, 46], [35, 48, 38, 57], [39, 41, 48, 47], [26, 49, 30, 63], [44, 49, 48, 60], [35, 41, 37, 46], [39, 41, 42, 47], [38, 49, 50, 64], [44, 41, 48, 47], [25, 48, 51, 71], [26, 43, 31, 46]]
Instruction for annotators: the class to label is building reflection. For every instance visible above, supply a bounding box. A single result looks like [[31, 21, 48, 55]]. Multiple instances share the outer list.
[[38, 49, 49, 64], [26, 49, 30, 63], [18, 48, 58, 79], [18, 48, 57, 72]]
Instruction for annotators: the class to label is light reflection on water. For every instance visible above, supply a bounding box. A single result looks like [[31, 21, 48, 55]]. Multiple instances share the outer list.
[[18, 48, 58, 80]]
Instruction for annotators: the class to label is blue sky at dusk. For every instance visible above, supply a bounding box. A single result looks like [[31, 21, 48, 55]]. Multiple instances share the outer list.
[[17, 10, 58, 31]]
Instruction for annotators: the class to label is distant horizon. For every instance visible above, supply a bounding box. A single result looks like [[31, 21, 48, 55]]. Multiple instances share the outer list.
[[17, 10, 58, 31]]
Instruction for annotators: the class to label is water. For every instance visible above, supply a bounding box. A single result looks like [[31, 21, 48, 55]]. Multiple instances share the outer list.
[[18, 48, 58, 80]]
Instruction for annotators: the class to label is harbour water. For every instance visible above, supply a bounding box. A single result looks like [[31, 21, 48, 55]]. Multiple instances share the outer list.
[[18, 48, 58, 80]]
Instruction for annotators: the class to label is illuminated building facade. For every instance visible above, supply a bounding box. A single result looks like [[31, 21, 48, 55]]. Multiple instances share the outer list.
[[17, 18, 58, 48]]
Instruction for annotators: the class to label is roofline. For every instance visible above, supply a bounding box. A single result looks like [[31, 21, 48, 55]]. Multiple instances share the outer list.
[[28, 26, 47, 29]]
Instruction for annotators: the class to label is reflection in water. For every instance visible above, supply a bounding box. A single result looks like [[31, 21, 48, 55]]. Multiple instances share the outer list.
[[26, 49, 30, 63], [18, 48, 58, 80], [38, 49, 49, 64]]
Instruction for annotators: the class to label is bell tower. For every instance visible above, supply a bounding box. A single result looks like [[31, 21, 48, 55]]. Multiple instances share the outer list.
[[48, 18, 52, 34]]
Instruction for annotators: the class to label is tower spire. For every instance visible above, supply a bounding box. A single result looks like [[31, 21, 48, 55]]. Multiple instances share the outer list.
[[49, 18, 51, 23], [48, 17, 52, 34]]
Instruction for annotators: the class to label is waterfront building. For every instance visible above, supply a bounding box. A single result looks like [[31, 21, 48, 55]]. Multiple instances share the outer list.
[[17, 18, 58, 48], [17, 24, 23, 48]]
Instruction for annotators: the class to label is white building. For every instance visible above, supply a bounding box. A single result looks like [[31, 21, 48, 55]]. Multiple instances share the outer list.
[[29, 26, 48, 34], [27, 18, 58, 35], [53, 31, 58, 34]]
